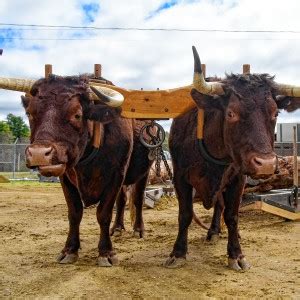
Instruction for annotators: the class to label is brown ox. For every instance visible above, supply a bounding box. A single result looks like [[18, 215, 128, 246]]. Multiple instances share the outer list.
[[165, 47, 300, 271], [21, 75, 152, 266]]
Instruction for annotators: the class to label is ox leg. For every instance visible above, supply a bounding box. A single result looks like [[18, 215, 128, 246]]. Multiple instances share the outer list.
[[132, 174, 148, 238], [110, 186, 127, 237], [165, 177, 193, 268], [223, 175, 250, 271], [206, 201, 223, 242], [97, 184, 123, 267], [57, 175, 83, 264]]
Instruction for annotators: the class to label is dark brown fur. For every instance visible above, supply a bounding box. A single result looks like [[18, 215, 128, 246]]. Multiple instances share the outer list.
[[168, 73, 299, 266], [22, 75, 152, 262]]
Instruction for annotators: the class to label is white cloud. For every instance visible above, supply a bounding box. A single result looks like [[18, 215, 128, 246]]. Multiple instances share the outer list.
[[0, 0, 300, 127]]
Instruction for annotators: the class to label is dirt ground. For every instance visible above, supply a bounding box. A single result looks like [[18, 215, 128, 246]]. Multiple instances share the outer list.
[[0, 182, 299, 299]]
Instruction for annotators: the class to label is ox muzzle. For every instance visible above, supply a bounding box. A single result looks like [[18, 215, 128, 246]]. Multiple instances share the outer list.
[[25, 144, 66, 177], [247, 154, 277, 176]]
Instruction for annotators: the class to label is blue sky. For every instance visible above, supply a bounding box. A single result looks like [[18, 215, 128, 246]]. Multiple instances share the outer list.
[[0, 0, 300, 130], [147, 0, 178, 19], [82, 2, 100, 23]]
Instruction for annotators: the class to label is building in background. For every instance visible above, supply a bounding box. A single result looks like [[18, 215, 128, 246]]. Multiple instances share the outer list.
[[275, 123, 300, 156]]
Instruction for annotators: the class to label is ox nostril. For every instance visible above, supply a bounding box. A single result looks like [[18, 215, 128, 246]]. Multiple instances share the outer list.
[[45, 148, 53, 156], [25, 145, 54, 167], [253, 157, 263, 167], [27, 148, 32, 157], [250, 155, 277, 175]]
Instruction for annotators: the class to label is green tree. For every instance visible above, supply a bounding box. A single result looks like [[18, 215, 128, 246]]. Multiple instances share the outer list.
[[0, 120, 10, 133], [0, 120, 14, 142], [6, 113, 30, 139]]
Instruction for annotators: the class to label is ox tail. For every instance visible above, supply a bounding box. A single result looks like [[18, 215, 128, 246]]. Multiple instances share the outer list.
[[192, 209, 209, 230]]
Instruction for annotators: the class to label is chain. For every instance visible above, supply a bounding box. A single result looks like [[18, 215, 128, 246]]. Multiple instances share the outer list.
[[155, 146, 162, 177], [139, 120, 173, 180], [154, 145, 173, 180], [160, 147, 173, 181]]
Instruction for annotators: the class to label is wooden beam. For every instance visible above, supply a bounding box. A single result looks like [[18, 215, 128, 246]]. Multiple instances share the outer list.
[[243, 64, 250, 74], [293, 126, 299, 187], [197, 63, 206, 139], [45, 64, 52, 79], [241, 201, 300, 220], [94, 64, 102, 78], [93, 63, 102, 148], [201, 64, 206, 78], [91, 82, 196, 119]]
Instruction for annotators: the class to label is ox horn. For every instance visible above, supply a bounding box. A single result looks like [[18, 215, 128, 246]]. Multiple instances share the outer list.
[[0, 77, 36, 93], [276, 83, 300, 97], [192, 46, 225, 95], [90, 85, 124, 107]]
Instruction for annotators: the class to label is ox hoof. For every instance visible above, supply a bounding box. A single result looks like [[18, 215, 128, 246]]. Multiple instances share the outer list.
[[111, 228, 124, 237], [57, 253, 78, 264], [228, 257, 251, 271], [164, 256, 186, 269], [132, 230, 144, 238], [206, 234, 219, 243], [97, 255, 119, 267]]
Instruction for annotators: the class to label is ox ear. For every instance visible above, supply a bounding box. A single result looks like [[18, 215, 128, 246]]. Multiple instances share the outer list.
[[191, 88, 215, 109], [87, 103, 121, 124], [276, 96, 300, 112]]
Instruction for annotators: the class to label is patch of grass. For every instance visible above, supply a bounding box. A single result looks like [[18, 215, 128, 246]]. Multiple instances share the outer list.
[[0, 181, 61, 189], [0, 171, 39, 180]]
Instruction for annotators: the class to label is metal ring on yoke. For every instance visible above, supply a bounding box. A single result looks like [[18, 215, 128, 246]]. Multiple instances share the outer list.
[[139, 122, 165, 149]]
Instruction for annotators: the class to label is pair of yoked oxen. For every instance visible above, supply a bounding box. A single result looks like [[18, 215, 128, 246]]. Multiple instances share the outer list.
[[1, 47, 299, 271]]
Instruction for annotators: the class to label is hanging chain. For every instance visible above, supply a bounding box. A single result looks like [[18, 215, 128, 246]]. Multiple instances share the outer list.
[[155, 146, 162, 177], [160, 146, 173, 180], [139, 121, 173, 180]]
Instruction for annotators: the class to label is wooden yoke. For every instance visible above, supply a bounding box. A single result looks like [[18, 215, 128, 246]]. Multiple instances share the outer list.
[[197, 64, 206, 139], [93, 64, 102, 148], [90, 81, 196, 119]]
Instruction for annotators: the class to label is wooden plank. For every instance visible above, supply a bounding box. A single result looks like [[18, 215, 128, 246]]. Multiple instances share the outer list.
[[197, 109, 204, 139], [243, 64, 250, 74], [244, 201, 300, 220], [94, 64, 102, 78], [90, 82, 196, 119], [293, 127, 299, 187], [45, 64, 52, 79]]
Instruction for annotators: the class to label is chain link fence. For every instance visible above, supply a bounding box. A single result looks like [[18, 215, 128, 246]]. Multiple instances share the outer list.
[[0, 141, 298, 180], [274, 142, 300, 156], [0, 139, 37, 179]]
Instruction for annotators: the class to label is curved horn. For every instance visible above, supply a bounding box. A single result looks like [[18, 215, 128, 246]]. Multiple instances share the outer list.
[[90, 85, 124, 107], [0, 77, 36, 93], [192, 46, 225, 95], [276, 83, 300, 97]]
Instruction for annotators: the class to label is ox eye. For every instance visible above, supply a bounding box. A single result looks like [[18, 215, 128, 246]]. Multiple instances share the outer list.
[[74, 114, 82, 121], [227, 110, 235, 118]]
